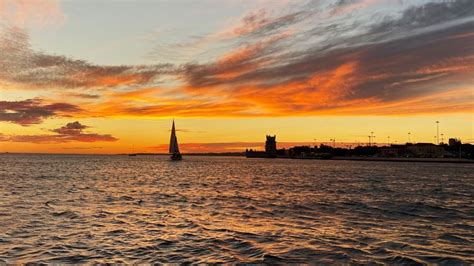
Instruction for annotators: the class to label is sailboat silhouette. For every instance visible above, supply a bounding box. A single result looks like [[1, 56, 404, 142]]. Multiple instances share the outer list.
[[169, 120, 182, 161]]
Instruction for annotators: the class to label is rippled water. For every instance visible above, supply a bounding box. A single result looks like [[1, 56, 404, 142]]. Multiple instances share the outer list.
[[0, 154, 473, 264]]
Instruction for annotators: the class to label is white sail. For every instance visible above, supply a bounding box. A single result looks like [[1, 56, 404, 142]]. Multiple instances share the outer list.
[[169, 120, 180, 154]]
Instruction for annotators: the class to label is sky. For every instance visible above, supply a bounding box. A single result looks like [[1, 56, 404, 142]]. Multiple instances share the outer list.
[[0, 0, 473, 154]]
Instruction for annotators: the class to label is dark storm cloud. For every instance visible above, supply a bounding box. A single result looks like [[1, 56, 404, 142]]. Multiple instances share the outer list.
[[0, 99, 81, 126]]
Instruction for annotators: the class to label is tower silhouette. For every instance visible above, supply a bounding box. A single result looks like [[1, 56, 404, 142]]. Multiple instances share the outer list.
[[265, 135, 277, 157]]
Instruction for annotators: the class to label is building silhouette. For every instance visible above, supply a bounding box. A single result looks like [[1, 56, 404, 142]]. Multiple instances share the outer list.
[[265, 135, 277, 157], [449, 138, 461, 147], [245, 134, 278, 158], [406, 143, 444, 158], [245, 133, 473, 160]]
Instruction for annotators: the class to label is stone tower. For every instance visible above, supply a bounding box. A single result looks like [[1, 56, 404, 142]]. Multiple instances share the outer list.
[[265, 135, 277, 157]]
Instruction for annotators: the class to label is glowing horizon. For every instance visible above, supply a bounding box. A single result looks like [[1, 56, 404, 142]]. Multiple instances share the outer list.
[[1, 0, 473, 153]]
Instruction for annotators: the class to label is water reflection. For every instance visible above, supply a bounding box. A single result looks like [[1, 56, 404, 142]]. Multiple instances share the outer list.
[[0, 154, 473, 263]]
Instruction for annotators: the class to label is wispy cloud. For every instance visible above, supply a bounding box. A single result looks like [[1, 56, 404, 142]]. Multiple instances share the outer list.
[[65, 93, 101, 99], [1, 121, 118, 143], [175, 0, 474, 116], [0, 98, 81, 126], [329, 0, 379, 17], [0, 26, 174, 90], [1, 0, 473, 123]]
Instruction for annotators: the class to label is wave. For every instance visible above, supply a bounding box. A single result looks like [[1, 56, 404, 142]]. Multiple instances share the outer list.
[[50, 210, 79, 219], [380, 255, 425, 265]]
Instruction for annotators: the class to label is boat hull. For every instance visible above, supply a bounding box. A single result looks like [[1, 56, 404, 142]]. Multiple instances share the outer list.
[[171, 153, 182, 161]]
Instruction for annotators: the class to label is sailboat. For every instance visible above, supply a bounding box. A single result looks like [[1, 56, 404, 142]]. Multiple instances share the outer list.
[[169, 120, 182, 161]]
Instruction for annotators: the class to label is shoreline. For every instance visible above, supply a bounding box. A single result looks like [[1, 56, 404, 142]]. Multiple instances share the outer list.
[[331, 156, 474, 164], [245, 155, 474, 164], [2, 153, 473, 163]]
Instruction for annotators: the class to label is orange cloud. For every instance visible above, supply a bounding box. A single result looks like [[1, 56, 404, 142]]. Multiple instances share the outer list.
[[73, 46, 472, 119], [231, 61, 361, 113], [0, 98, 81, 126], [2, 0, 474, 123], [1, 121, 118, 143]]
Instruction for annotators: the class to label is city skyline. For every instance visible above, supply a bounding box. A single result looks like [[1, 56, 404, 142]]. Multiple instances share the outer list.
[[1, 0, 473, 154]]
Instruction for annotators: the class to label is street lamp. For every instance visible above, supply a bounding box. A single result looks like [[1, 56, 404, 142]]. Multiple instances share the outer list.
[[369, 131, 375, 147], [435, 121, 440, 145], [372, 133, 375, 147]]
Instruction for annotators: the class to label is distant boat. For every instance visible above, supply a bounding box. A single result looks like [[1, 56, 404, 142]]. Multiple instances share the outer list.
[[169, 120, 182, 161]]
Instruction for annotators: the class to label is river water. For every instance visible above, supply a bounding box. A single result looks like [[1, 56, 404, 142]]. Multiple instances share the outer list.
[[0, 154, 473, 264]]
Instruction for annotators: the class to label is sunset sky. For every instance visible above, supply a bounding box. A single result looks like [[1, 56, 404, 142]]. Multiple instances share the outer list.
[[1, 0, 473, 153]]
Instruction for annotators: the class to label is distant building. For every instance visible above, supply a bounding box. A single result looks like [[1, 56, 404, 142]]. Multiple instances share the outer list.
[[245, 134, 277, 158], [449, 138, 461, 147], [407, 143, 444, 158], [265, 135, 277, 157], [379, 147, 399, 157]]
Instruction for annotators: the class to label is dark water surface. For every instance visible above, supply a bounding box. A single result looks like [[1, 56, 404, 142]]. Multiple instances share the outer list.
[[0, 154, 473, 264]]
